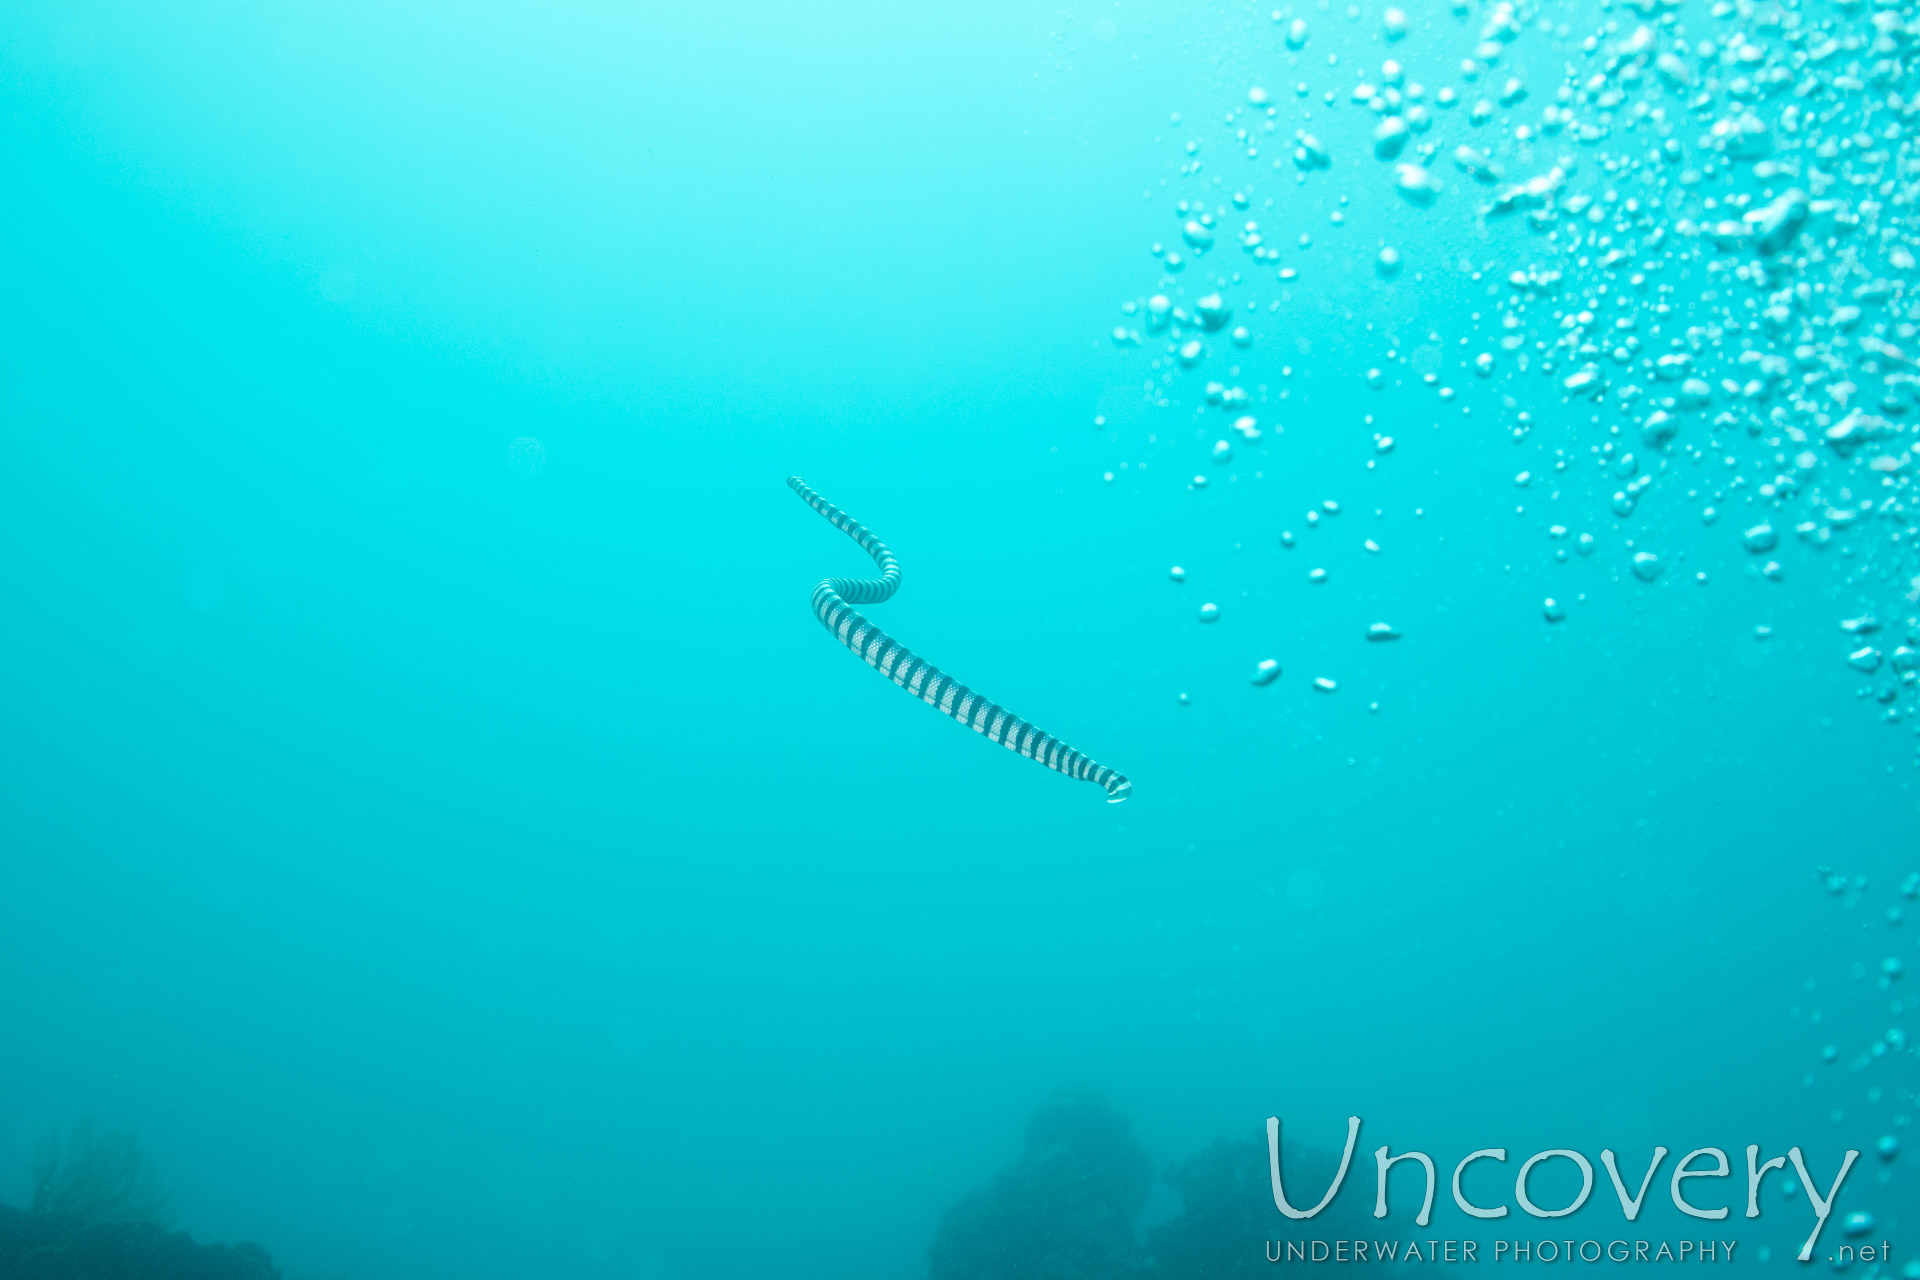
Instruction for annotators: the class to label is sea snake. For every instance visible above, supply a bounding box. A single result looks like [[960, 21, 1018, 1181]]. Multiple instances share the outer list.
[[788, 477, 1131, 803]]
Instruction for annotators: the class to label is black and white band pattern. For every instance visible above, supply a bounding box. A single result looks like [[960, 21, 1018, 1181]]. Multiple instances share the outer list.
[[788, 476, 1131, 804]]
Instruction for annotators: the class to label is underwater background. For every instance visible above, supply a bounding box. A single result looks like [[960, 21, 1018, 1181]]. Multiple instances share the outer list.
[[1, 0, 1916, 1276]]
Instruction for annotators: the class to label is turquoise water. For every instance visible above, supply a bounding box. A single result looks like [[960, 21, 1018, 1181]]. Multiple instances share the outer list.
[[1, 0, 1916, 1276]]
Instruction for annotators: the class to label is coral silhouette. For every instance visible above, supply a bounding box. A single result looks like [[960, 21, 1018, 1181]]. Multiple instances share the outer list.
[[929, 1097, 1396, 1279], [928, 1088, 1154, 1280], [30, 1123, 171, 1229], [1147, 1135, 1389, 1277], [0, 1208, 278, 1280], [0, 1125, 279, 1280], [1145, 1137, 1276, 1276]]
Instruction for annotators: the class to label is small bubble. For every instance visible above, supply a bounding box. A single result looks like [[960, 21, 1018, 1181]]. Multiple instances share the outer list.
[[1394, 163, 1442, 207], [1373, 117, 1412, 160]]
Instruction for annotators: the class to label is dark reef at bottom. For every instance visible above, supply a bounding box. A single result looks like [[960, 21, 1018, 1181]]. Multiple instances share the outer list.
[[0, 1205, 278, 1280]]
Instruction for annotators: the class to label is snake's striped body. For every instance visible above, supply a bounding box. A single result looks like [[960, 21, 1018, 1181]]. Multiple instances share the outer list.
[[788, 477, 1131, 803]]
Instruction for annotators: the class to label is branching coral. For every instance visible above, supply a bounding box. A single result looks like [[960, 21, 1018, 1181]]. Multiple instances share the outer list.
[[29, 1122, 172, 1229]]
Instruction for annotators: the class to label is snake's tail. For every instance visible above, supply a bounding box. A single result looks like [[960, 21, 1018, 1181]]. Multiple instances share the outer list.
[[789, 476, 1130, 803]]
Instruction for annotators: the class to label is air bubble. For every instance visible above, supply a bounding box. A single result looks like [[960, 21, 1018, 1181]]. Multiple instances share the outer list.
[[1394, 163, 1442, 206]]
